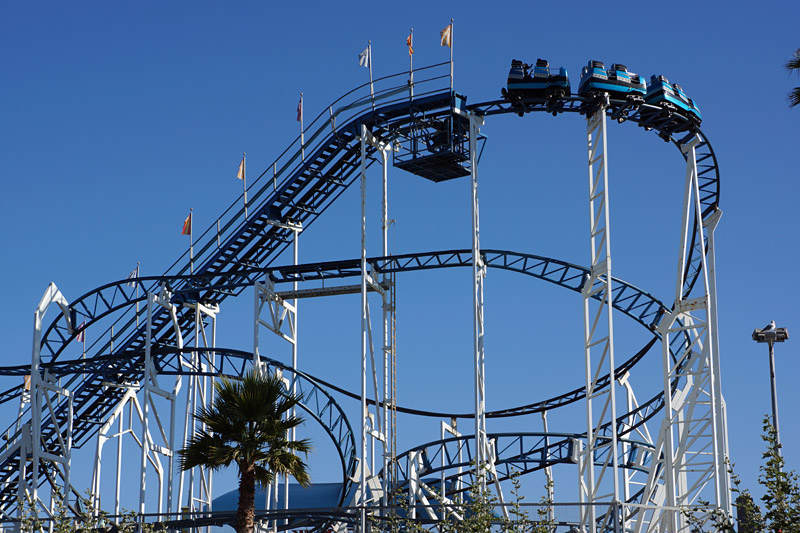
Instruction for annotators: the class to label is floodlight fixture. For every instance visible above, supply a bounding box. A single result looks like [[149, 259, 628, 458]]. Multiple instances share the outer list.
[[752, 322, 789, 465]]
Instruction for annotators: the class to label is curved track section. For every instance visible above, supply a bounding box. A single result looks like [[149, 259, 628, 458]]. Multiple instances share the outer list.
[[0, 249, 678, 509], [390, 432, 655, 496]]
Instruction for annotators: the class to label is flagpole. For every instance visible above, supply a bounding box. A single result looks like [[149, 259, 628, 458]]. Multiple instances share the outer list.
[[189, 208, 194, 274], [409, 28, 414, 99], [242, 152, 248, 219], [135, 262, 140, 328], [300, 93, 305, 162], [368, 41, 375, 109], [450, 19, 454, 91]]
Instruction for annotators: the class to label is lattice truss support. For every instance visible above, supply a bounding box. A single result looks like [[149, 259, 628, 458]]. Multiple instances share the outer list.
[[631, 136, 729, 533], [580, 100, 622, 533]]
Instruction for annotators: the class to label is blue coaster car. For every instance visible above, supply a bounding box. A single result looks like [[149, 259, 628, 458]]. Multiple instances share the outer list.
[[645, 75, 702, 125], [504, 58, 570, 99], [578, 60, 646, 101]]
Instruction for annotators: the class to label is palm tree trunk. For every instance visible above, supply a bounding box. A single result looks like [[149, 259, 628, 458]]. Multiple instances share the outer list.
[[237, 463, 256, 533]]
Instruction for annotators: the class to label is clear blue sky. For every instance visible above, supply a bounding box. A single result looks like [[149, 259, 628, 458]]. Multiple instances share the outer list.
[[1, 0, 798, 515]]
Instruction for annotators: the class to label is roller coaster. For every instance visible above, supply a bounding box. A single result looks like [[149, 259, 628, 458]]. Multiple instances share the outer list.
[[2, 59, 727, 532]]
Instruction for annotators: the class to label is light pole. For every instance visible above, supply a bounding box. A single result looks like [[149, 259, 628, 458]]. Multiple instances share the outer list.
[[752, 321, 789, 463]]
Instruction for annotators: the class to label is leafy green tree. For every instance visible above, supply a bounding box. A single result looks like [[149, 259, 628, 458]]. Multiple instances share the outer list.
[[758, 416, 800, 531], [178, 370, 312, 533], [786, 48, 800, 107], [685, 415, 800, 532]]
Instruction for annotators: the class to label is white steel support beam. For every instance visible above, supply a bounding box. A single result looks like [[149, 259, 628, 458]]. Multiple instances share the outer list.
[[634, 136, 728, 532], [252, 224, 300, 532], [182, 300, 218, 519], [379, 141, 393, 509], [468, 112, 488, 485], [137, 289, 182, 519], [27, 283, 73, 523], [581, 100, 621, 533], [359, 123, 368, 533], [355, 124, 396, 529], [704, 206, 730, 516]]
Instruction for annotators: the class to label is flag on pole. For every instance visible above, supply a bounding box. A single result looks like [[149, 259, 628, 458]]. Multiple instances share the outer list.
[[182, 212, 192, 236], [406, 33, 414, 56], [126, 266, 138, 287], [237, 156, 245, 180], [75, 321, 85, 343], [296, 96, 303, 122], [440, 23, 452, 47], [359, 46, 370, 68]]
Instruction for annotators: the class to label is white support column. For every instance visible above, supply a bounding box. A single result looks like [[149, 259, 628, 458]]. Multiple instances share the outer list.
[[140, 293, 154, 517], [286, 229, 299, 521], [359, 123, 368, 533], [634, 136, 726, 532], [380, 143, 392, 509], [541, 411, 556, 524], [468, 112, 488, 484], [184, 300, 218, 517], [28, 283, 73, 522], [580, 99, 621, 533], [704, 207, 730, 516], [131, 288, 182, 519]]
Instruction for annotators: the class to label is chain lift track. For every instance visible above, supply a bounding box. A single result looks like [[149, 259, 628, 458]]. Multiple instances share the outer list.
[[3, 62, 724, 531]]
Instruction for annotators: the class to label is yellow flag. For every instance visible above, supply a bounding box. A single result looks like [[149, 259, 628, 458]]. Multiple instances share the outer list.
[[440, 24, 452, 48], [237, 156, 245, 180]]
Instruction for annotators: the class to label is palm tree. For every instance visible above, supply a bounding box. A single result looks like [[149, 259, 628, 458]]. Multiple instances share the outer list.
[[787, 48, 800, 107], [178, 369, 312, 533]]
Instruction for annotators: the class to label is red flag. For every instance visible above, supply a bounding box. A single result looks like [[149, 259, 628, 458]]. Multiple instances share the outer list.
[[75, 321, 85, 342], [296, 97, 303, 122], [181, 212, 192, 236], [406, 33, 414, 56]]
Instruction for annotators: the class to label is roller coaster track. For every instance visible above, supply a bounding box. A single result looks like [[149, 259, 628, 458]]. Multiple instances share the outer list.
[[4, 63, 719, 518], [0, 248, 677, 513]]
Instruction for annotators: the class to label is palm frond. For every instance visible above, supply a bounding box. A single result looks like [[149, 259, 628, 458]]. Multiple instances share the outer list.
[[786, 49, 800, 72], [789, 87, 800, 108]]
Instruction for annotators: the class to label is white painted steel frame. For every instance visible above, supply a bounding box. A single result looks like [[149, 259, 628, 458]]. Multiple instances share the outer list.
[[469, 112, 488, 484], [253, 228, 301, 532], [26, 283, 74, 527], [357, 124, 394, 531], [580, 101, 621, 533], [140, 289, 182, 519], [633, 136, 728, 532]]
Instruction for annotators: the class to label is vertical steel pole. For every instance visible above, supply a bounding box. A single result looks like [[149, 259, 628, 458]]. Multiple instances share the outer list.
[[254, 281, 261, 371], [286, 229, 299, 518], [359, 124, 368, 532], [469, 112, 487, 480], [115, 410, 122, 516], [768, 341, 782, 462], [381, 145, 391, 508], [581, 99, 620, 533], [704, 207, 731, 509], [140, 293, 153, 517]]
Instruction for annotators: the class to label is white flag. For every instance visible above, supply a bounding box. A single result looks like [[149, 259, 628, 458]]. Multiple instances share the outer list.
[[126, 266, 138, 287], [358, 46, 370, 68], [237, 156, 245, 180], [440, 24, 452, 48]]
